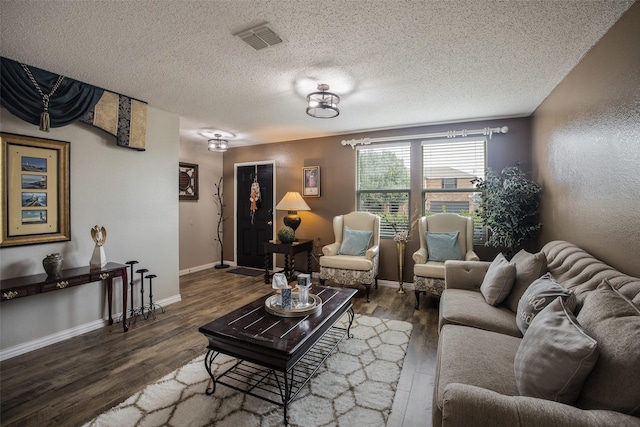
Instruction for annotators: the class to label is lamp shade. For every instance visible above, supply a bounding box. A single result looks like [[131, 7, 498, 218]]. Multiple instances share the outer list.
[[275, 192, 311, 212], [275, 192, 310, 233]]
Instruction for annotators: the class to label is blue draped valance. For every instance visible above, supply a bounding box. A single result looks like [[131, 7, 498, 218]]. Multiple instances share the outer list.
[[1, 56, 104, 128], [1, 56, 146, 151]]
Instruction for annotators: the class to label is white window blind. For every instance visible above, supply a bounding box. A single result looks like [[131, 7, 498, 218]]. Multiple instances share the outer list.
[[422, 139, 486, 243], [357, 144, 410, 238]]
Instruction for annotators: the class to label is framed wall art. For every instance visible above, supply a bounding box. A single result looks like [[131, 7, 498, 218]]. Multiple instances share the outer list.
[[302, 166, 320, 197], [1, 132, 71, 247], [179, 162, 199, 200]]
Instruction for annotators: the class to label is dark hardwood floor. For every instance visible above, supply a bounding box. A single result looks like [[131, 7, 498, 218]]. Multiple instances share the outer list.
[[0, 268, 439, 427]]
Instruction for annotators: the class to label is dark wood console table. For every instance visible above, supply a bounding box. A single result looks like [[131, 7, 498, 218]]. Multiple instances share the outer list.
[[0, 262, 129, 332], [263, 239, 313, 284]]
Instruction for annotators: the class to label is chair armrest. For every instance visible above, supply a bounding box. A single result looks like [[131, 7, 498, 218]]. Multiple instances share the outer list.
[[413, 248, 428, 264], [322, 243, 340, 256], [365, 245, 379, 260], [444, 260, 490, 291], [441, 383, 638, 427], [465, 250, 480, 261]]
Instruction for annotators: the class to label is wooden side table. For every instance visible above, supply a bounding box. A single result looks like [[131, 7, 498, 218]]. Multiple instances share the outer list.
[[0, 263, 129, 332], [263, 239, 313, 284]]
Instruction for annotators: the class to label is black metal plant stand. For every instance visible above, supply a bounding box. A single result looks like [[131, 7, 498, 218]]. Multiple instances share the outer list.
[[118, 260, 142, 325], [136, 268, 148, 319], [144, 274, 165, 319], [117, 262, 164, 326]]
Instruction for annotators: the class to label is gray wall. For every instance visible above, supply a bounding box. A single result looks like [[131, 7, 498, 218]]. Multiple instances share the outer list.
[[178, 139, 224, 272], [0, 106, 180, 353], [532, 2, 640, 277]]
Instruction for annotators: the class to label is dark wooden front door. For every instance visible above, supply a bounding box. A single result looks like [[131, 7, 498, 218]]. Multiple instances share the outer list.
[[236, 164, 274, 269]]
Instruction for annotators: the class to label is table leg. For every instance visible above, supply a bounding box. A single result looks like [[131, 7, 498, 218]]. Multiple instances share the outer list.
[[122, 269, 129, 332], [346, 307, 355, 338], [307, 251, 311, 273], [284, 254, 290, 280], [264, 251, 270, 284], [204, 349, 219, 395], [284, 369, 291, 425], [290, 253, 295, 281], [107, 277, 114, 325]]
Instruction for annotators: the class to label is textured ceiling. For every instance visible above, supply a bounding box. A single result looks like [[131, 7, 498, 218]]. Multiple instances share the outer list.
[[0, 0, 634, 147]]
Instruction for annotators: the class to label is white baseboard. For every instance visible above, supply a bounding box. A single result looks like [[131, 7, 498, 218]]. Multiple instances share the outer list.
[[0, 294, 182, 361], [179, 260, 236, 276]]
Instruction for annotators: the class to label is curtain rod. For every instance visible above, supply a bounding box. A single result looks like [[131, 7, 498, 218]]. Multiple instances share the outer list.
[[341, 126, 509, 149]]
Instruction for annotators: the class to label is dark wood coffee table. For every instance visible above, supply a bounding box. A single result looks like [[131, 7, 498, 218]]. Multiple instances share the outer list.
[[198, 285, 357, 425]]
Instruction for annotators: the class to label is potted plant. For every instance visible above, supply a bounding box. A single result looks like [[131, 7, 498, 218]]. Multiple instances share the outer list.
[[472, 164, 542, 259]]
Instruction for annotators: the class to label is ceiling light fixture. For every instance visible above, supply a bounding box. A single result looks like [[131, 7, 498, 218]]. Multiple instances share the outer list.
[[306, 83, 340, 119], [208, 134, 229, 152]]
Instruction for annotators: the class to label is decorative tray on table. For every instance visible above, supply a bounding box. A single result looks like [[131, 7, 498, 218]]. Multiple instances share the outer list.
[[264, 293, 322, 317]]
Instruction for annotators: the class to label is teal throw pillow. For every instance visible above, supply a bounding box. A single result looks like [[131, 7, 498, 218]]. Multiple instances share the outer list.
[[338, 226, 373, 256], [426, 231, 462, 262]]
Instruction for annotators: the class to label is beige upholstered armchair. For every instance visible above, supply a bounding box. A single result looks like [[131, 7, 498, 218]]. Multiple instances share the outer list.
[[413, 213, 479, 308], [319, 211, 380, 302]]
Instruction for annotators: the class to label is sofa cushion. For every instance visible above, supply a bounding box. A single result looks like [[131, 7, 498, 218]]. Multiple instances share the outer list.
[[338, 226, 372, 256], [503, 250, 548, 313], [516, 273, 576, 335], [514, 297, 599, 405], [576, 279, 640, 416], [439, 289, 522, 337], [480, 253, 516, 306], [435, 324, 521, 412], [427, 231, 462, 262]]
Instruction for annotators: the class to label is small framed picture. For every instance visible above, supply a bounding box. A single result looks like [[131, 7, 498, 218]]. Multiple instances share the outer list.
[[179, 162, 199, 200], [302, 166, 320, 197]]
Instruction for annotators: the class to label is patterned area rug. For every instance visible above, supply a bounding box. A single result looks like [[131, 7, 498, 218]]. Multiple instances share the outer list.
[[83, 315, 413, 427]]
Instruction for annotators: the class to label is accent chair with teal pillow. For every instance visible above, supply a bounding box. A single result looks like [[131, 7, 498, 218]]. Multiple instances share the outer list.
[[320, 212, 380, 302], [412, 213, 479, 308]]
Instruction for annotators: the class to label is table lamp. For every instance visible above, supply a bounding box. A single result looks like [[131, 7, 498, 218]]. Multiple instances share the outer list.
[[275, 191, 311, 233]]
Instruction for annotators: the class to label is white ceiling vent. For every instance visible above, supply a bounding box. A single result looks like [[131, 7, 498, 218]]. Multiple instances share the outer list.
[[235, 23, 283, 50]]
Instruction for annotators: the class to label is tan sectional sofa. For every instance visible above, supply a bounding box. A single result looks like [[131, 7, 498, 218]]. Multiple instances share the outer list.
[[433, 240, 640, 427]]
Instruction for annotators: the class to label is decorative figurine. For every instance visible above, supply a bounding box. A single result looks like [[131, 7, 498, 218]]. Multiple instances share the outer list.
[[90, 225, 107, 268]]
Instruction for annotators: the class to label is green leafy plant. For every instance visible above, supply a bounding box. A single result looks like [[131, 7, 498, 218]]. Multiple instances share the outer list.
[[472, 164, 542, 258], [277, 226, 295, 243]]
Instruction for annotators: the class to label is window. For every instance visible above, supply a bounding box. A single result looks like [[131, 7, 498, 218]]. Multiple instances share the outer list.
[[422, 139, 486, 243], [357, 144, 410, 238], [441, 178, 457, 189]]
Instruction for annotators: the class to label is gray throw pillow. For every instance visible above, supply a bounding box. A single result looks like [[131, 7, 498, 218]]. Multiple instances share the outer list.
[[426, 231, 462, 262], [503, 250, 548, 313], [514, 296, 599, 404], [480, 253, 516, 306], [516, 273, 576, 335], [575, 279, 640, 416], [338, 226, 372, 256]]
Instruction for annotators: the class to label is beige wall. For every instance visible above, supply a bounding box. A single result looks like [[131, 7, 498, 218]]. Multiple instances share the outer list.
[[223, 117, 532, 281], [178, 139, 224, 272], [532, 2, 640, 278], [0, 106, 180, 353]]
